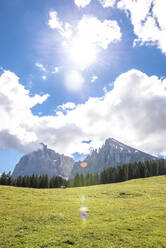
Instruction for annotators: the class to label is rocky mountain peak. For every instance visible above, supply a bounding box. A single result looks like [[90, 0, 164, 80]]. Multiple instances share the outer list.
[[40, 143, 47, 151], [70, 138, 156, 177], [12, 144, 75, 179], [12, 139, 157, 179], [104, 138, 126, 148]]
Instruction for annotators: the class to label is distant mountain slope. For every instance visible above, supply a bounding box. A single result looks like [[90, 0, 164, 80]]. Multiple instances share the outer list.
[[70, 138, 157, 177], [12, 144, 74, 179]]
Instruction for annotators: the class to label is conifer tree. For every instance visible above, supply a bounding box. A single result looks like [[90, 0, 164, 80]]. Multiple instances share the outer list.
[[73, 173, 80, 187], [0, 172, 7, 185]]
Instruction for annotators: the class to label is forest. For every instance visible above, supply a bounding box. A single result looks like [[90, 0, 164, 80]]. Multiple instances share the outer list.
[[0, 159, 166, 188]]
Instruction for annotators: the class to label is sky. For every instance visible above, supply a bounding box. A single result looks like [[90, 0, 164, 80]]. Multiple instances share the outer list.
[[0, 0, 166, 173]]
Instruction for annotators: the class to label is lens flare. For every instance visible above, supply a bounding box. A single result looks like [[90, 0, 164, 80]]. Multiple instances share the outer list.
[[80, 162, 88, 168], [65, 70, 84, 91], [80, 207, 88, 218], [82, 211, 88, 217], [81, 195, 85, 202]]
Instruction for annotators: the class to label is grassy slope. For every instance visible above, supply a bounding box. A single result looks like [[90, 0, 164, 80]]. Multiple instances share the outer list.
[[1, 176, 166, 248]]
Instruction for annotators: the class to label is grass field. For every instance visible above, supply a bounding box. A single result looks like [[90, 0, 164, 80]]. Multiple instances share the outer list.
[[1, 176, 166, 248]]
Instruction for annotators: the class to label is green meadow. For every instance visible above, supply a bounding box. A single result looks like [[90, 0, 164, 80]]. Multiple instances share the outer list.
[[1, 176, 166, 248]]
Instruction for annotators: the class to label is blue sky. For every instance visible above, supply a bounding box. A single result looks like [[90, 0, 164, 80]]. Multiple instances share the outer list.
[[0, 0, 166, 173]]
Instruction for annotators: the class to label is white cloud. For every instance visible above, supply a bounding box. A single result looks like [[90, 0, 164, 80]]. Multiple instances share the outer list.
[[48, 11, 121, 71], [0, 70, 49, 153], [48, 11, 121, 49], [77, 16, 121, 49], [52, 67, 60, 74], [42, 75, 47, 80], [0, 130, 41, 153], [48, 11, 63, 30], [62, 23, 73, 39], [57, 102, 76, 111], [74, 0, 91, 8], [48, 12, 121, 51], [118, 0, 166, 54], [36, 63, 60, 77], [38, 69, 166, 156], [91, 75, 98, 83], [35, 63, 46, 72], [48, 11, 72, 38], [98, 0, 116, 8], [65, 70, 84, 91], [1, 69, 166, 157]]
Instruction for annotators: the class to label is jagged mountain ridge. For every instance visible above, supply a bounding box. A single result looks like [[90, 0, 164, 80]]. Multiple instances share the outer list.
[[12, 138, 157, 179], [70, 138, 157, 177], [12, 144, 75, 179]]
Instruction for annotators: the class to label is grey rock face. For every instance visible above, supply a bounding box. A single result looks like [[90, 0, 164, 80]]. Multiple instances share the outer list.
[[12, 144, 74, 179], [71, 138, 156, 177]]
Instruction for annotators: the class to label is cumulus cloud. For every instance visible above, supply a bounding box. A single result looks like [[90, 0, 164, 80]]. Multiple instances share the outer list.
[[98, 0, 116, 8], [48, 12, 121, 50], [74, 0, 91, 8], [37, 69, 166, 156], [48, 11, 63, 30], [0, 130, 41, 153], [1, 69, 166, 156], [48, 11, 72, 38], [118, 0, 166, 54], [91, 75, 98, 83], [77, 16, 121, 49], [0, 70, 49, 153]]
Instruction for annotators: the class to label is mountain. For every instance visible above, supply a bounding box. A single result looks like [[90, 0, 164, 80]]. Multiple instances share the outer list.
[[12, 144, 74, 179], [12, 139, 157, 179], [70, 138, 157, 177]]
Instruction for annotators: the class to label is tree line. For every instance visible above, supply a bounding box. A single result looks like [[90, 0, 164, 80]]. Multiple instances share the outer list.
[[69, 159, 166, 186], [68, 173, 100, 187], [0, 173, 67, 188], [0, 159, 166, 188], [99, 159, 166, 184]]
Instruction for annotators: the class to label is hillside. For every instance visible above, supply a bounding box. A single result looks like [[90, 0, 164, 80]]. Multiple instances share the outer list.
[[1, 176, 166, 248]]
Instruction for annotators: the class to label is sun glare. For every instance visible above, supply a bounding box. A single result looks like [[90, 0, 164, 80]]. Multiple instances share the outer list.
[[69, 38, 97, 69]]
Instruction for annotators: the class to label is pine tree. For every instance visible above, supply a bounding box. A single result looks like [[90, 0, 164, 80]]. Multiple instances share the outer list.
[[122, 164, 129, 181], [80, 174, 84, 186], [0, 172, 7, 185], [6, 172, 12, 185], [100, 170, 108, 184], [16, 176, 23, 187], [43, 174, 49, 188], [21, 176, 27, 187], [73, 173, 80, 187], [93, 173, 99, 185], [25, 176, 30, 187]]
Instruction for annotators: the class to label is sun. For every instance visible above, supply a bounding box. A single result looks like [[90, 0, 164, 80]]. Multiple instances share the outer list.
[[69, 37, 97, 69]]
